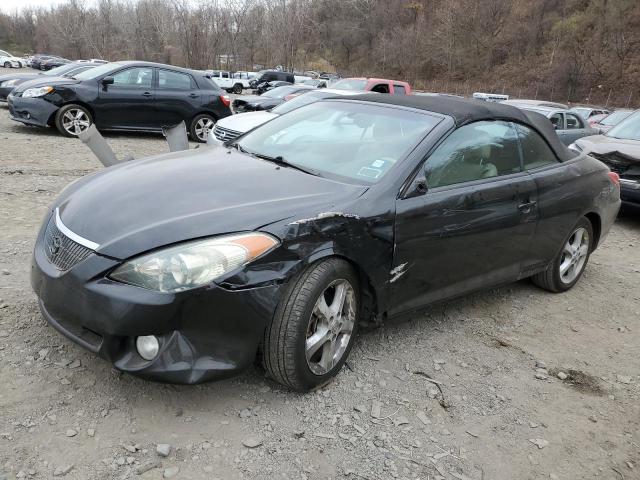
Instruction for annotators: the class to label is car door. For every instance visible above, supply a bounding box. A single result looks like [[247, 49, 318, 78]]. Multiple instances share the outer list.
[[153, 68, 200, 127], [95, 66, 156, 129], [562, 112, 591, 145], [390, 120, 538, 315]]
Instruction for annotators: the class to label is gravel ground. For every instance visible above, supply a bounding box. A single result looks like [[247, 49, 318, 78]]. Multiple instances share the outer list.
[[0, 66, 639, 480]]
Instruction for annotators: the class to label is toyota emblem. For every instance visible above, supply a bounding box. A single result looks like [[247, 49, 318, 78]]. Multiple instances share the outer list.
[[49, 236, 62, 255]]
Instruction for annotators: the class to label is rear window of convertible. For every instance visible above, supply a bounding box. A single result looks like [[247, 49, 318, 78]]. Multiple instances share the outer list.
[[235, 101, 440, 183]]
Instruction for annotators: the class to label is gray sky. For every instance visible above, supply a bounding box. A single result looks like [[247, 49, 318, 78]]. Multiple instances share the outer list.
[[1, 0, 88, 14]]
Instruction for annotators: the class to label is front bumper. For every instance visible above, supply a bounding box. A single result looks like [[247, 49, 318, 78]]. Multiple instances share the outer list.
[[7, 94, 58, 127], [31, 215, 283, 384]]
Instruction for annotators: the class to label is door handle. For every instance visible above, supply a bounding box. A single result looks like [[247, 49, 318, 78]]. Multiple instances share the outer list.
[[142, 91, 152, 97], [188, 93, 198, 98], [518, 200, 537, 213]]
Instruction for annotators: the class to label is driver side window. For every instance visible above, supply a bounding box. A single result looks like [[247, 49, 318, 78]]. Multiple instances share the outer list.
[[112, 68, 153, 88], [425, 121, 521, 189]]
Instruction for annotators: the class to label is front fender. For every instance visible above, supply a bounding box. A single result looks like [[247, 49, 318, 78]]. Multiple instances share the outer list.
[[218, 212, 395, 316]]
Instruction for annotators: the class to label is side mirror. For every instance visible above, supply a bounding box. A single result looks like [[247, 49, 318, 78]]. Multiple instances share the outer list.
[[101, 76, 114, 87], [404, 175, 428, 199]]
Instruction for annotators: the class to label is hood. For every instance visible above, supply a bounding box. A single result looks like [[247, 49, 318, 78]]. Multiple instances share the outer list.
[[13, 76, 79, 93], [0, 73, 40, 83], [576, 134, 640, 161], [216, 111, 278, 133], [57, 146, 366, 259]]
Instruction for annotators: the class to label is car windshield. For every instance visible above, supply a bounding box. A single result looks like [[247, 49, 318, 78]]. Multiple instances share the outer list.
[[271, 91, 330, 115], [48, 63, 89, 76], [571, 108, 591, 118], [331, 79, 368, 91], [235, 101, 440, 184], [73, 63, 120, 80], [600, 110, 633, 126], [606, 110, 640, 141], [262, 86, 298, 99]]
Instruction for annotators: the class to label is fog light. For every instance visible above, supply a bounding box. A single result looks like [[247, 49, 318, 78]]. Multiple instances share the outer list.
[[136, 335, 159, 361]]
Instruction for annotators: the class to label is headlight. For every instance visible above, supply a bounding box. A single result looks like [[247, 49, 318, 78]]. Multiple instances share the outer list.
[[1, 79, 19, 87], [22, 86, 54, 98], [109, 232, 279, 292], [568, 142, 583, 153]]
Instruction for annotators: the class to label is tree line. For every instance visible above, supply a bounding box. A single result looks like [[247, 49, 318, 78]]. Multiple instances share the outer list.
[[1, 0, 639, 107]]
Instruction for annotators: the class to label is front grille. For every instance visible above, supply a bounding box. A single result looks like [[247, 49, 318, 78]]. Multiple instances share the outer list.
[[44, 216, 93, 271], [213, 124, 242, 142]]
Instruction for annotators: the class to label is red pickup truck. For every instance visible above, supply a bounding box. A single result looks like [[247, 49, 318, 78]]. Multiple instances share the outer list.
[[331, 77, 412, 95]]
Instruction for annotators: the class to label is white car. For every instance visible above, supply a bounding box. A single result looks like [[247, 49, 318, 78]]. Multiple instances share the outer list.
[[209, 88, 370, 145], [0, 50, 26, 68]]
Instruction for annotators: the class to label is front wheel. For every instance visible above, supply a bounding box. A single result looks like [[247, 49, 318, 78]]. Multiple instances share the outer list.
[[532, 217, 593, 292], [233, 83, 243, 94], [263, 258, 359, 391], [189, 114, 216, 143], [54, 104, 93, 137]]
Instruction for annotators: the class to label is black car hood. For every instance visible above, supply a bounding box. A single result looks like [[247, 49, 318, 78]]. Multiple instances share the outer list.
[[57, 147, 367, 259], [0, 72, 41, 83], [13, 76, 80, 93]]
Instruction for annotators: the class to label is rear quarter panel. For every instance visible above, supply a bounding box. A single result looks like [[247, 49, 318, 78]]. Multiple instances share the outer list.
[[527, 154, 620, 269]]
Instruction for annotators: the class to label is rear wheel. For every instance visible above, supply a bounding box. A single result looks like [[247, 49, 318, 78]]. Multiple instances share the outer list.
[[3, 62, 10, 68], [263, 258, 359, 391], [233, 83, 243, 94], [532, 217, 593, 292], [189, 114, 216, 143], [54, 104, 93, 137]]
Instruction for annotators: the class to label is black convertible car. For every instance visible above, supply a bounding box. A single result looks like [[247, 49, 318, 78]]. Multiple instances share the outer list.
[[31, 95, 620, 391], [7, 61, 232, 142]]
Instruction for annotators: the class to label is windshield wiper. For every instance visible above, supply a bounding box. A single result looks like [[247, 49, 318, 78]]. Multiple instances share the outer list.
[[255, 152, 321, 177], [236, 146, 321, 177]]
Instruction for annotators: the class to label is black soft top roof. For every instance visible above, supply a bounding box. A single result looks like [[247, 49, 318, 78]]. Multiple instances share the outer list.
[[340, 93, 574, 162]]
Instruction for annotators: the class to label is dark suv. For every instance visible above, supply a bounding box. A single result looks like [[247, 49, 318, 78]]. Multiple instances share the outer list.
[[7, 61, 232, 142], [249, 70, 295, 88]]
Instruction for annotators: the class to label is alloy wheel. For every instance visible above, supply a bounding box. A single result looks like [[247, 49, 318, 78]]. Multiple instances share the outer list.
[[61, 109, 91, 136], [194, 117, 215, 141], [305, 279, 356, 375], [559, 227, 589, 284]]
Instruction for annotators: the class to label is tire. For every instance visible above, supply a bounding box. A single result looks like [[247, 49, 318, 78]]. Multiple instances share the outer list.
[[3, 62, 10, 68], [263, 258, 360, 391], [54, 104, 93, 138], [532, 217, 593, 293], [189, 113, 216, 143], [233, 83, 243, 94]]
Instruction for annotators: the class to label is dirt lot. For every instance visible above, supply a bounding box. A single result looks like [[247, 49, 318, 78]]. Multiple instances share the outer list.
[[0, 66, 639, 480]]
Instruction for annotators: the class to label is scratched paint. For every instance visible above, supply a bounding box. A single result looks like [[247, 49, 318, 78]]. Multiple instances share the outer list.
[[288, 211, 361, 225], [389, 262, 408, 283]]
